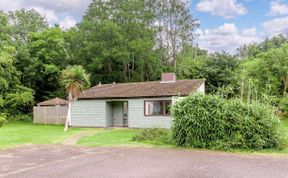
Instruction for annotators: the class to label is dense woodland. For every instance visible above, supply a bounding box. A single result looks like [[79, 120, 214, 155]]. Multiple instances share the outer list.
[[0, 0, 287, 120]]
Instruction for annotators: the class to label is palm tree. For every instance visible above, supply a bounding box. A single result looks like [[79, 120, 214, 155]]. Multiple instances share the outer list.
[[61, 65, 90, 131]]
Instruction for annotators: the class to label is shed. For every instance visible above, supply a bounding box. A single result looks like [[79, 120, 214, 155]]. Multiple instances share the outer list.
[[33, 97, 68, 125]]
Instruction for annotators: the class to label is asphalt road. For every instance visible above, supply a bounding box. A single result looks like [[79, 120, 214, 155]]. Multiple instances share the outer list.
[[0, 145, 288, 178]]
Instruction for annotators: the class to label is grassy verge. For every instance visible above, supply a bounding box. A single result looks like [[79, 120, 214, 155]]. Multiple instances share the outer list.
[[1, 119, 287, 155], [78, 120, 288, 155], [77, 128, 173, 147], [0, 122, 86, 149]]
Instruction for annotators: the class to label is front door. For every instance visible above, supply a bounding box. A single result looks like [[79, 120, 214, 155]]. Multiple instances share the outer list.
[[123, 102, 128, 127]]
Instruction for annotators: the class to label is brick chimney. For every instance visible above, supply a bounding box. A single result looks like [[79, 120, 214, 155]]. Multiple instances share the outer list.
[[161, 73, 176, 83]]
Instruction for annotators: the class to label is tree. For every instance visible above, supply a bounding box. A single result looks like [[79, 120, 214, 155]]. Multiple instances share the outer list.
[[61, 65, 90, 131], [0, 11, 34, 116], [200, 52, 239, 93], [75, 0, 162, 84], [237, 44, 288, 102], [177, 45, 207, 79], [150, 0, 199, 70], [25, 27, 69, 102], [264, 45, 288, 96], [9, 9, 49, 93], [9, 9, 48, 44], [237, 35, 288, 59]]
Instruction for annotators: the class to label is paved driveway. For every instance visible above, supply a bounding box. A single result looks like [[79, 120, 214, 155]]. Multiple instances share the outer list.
[[0, 145, 288, 178]]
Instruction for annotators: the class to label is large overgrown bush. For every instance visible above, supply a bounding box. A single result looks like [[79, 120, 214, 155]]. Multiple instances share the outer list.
[[172, 94, 282, 150]]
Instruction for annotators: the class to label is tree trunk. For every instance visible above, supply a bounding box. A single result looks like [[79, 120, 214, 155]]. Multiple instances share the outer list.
[[64, 91, 73, 132]]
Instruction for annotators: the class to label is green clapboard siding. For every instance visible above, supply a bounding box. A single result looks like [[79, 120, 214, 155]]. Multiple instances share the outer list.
[[71, 97, 175, 128], [71, 100, 106, 127], [127, 97, 173, 128]]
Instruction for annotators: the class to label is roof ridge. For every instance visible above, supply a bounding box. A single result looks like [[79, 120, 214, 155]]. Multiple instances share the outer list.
[[79, 79, 205, 99], [89, 79, 205, 88]]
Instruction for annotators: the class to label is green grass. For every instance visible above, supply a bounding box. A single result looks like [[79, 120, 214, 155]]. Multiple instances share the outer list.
[[78, 119, 288, 155], [280, 117, 288, 130], [1, 119, 288, 155], [0, 122, 85, 149], [77, 128, 173, 147]]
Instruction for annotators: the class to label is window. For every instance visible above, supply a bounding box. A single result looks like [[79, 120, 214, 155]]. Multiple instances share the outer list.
[[144, 100, 171, 116]]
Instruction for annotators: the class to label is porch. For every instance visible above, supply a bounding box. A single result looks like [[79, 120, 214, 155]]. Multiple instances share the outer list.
[[106, 101, 128, 127]]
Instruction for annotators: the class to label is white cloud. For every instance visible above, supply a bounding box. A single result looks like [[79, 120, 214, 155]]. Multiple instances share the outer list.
[[0, 0, 91, 29], [59, 16, 77, 30], [27, 6, 59, 24], [196, 0, 247, 18], [262, 16, 288, 36], [197, 23, 262, 53], [269, 1, 288, 16], [24, 0, 91, 17], [0, 0, 22, 11]]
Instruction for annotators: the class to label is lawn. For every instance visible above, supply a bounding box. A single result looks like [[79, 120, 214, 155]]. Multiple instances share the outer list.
[[1, 119, 288, 154], [77, 128, 173, 147], [0, 122, 86, 149], [77, 119, 288, 155]]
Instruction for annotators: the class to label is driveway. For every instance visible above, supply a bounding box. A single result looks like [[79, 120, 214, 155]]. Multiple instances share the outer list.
[[0, 145, 288, 178]]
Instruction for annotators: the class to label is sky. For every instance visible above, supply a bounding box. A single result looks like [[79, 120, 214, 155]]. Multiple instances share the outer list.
[[0, 0, 287, 53]]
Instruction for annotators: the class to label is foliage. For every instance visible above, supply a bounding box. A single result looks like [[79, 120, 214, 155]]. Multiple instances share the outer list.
[[26, 27, 69, 102], [177, 45, 206, 79], [5, 85, 34, 113], [132, 128, 173, 144], [9, 9, 48, 44], [150, 0, 199, 69], [12, 114, 32, 122], [76, 0, 163, 83], [0, 11, 35, 117], [279, 97, 288, 115], [177, 49, 239, 94], [0, 114, 6, 127], [237, 35, 288, 59], [172, 93, 282, 150], [238, 44, 288, 101], [201, 52, 239, 93], [60, 65, 90, 99]]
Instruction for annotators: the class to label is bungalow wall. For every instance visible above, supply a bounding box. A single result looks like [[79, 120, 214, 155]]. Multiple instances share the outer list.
[[71, 100, 106, 127], [71, 97, 175, 128], [128, 97, 173, 128]]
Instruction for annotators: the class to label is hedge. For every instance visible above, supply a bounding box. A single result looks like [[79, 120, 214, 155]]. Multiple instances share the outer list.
[[172, 94, 282, 150]]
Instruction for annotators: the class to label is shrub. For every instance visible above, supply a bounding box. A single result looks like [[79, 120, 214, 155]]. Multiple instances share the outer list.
[[172, 93, 282, 150], [279, 97, 288, 115], [0, 114, 6, 127], [13, 114, 32, 122], [132, 128, 173, 145]]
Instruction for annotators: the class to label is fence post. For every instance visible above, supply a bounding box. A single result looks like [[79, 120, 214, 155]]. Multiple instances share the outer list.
[[56, 105, 59, 124], [44, 107, 47, 124]]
